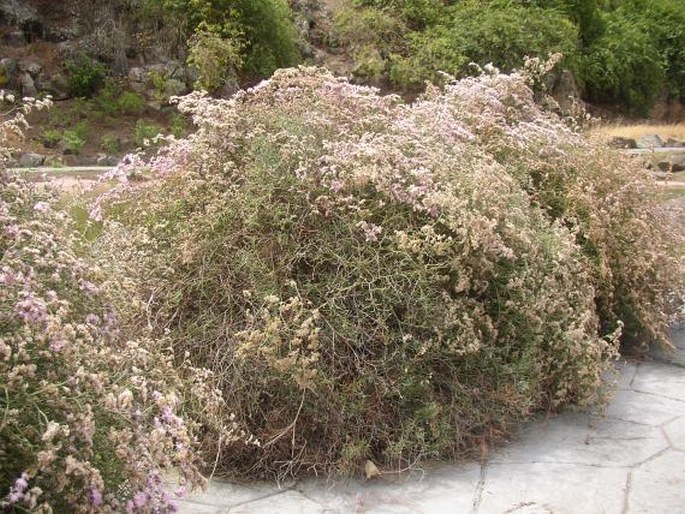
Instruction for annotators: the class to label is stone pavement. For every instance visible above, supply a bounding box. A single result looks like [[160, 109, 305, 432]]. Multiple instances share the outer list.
[[180, 331, 685, 514]]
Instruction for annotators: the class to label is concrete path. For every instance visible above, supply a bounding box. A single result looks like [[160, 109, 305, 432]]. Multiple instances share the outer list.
[[179, 330, 685, 514]]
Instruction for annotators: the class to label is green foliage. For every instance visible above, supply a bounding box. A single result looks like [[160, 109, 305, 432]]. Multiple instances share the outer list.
[[100, 134, 120, 154], [494, 0, 604, 44], [237, 0, 300, 77], [335, 2, 579, 90], [187, 30, 242, 92], [134, 119, 163, 146], [144, 0, 299, 79], [339, 0, 685, 111], [616, 0, 685, 101], [62, 122, 89, 154], [147, 70, 169, 102], [117, 90, 147, 114], [581, 8, 665, 112], [41, 128, 62, 148], [353, 0, 445, 28], [93, 79, 121, 117], [65, 57, 107, 98], [97, 68, 682, 479], [390, 4, 579, 89], [169, 112, 188, 138], [334, 5, 408, 82]]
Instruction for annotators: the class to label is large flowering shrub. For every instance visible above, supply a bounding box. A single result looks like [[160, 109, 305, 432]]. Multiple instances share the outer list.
[[100, 66, 682, 478], [0, 104, 240, 511]]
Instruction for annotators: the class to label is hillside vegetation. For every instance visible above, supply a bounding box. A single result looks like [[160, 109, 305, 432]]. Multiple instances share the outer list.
[[333, 0, 685, 114]]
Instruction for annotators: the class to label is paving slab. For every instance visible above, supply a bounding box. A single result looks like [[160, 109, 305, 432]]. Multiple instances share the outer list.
[[478, 462, 628, 514], [613, 361, 639, 391], [663, 415, 685, 451], [294, 464, 481, 513], [631, 361, 685, 401], [180, 360, 685, 514], [605, 387, 685, 426], [627, 450, 685, 514]]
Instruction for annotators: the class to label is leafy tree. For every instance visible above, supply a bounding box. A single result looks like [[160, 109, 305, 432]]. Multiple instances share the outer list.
[[390, 4, 579, 89], [581, 8, 666, 112], [142, 0, 299, 79]]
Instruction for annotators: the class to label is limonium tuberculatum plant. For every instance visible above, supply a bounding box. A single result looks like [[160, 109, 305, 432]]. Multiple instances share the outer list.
[[0, 99, 249, 512], [95, 65, 682, 478]]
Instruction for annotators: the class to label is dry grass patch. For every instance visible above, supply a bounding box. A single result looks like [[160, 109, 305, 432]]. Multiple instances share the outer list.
[[594, 122, 685, 142]]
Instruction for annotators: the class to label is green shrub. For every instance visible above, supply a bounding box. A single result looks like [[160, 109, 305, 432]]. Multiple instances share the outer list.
[[492, 0, 604, 45], [133, 119, 163, 147], [144, 0, 299, 79], [334, 5, 408, 81], [617, 0, 685, 102], [581, 8, 665, 113], [169, 112, 188, 138], [337, 2, 580, 90], [93, 79, 121, 117], [353, 0, 445, 28], [187, 30, 242, 92], [100, 134, 120, 153], [61, 129, 86, 154], [117, 90, 147, 114], [41, 128, 61, 148], [236, 0, 300, 77], [390, 4, 580, 89], [96, 67, 684, 479], [66, 57, 107, 98]]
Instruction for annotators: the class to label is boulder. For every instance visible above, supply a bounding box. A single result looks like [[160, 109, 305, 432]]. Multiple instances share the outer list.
[[551, 69, 583, 113], [636, 134, 664, 149], [128, 66, 148, 93], [18, 60, 42, 77], [656, 152, 685, 172], [18, 71, 38, 98], [17, 152, 45, 167], [163, 78, 187, 98], [72, 155, 99, 166], [609, 136, 637, 149], [4, 30, 25, 47], [35, 73, 70, 100], [664, 138, 685, 148], [96, 154, 119, 166]]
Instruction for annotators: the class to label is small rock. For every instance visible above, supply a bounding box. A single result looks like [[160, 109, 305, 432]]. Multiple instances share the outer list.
[[17, 152, 44, 167], [609, 136, 637, 149], [664, 138, 685, 148], [18, 60, 42, 76], [185, 66, 200, 85], [73, 155, 99, 166], [145, 100, 163, 111], [18, 72, 38, 97], [4, 30, 25, 47], [163, 78, 187, 98], [36, 73, 70, 100], [96, 154, 119, 166], [128, 66, 147, 84], [636, 134, 664, 149], [364, 459, 382, 479], [657, 153, 685, 172]]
